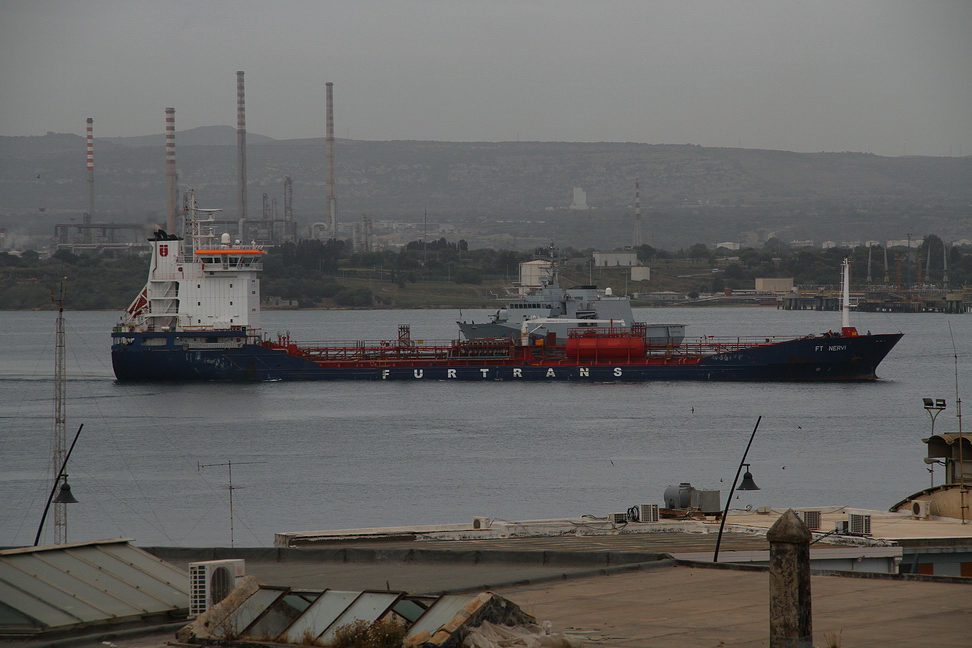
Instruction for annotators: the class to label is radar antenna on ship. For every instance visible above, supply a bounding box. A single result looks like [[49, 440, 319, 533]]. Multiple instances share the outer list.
[[183, 188, 223, 258]]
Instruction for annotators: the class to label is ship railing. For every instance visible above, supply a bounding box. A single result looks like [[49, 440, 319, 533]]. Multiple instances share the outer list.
[[265, 337, 467, 363], [566, 326, 633, 338], [645, 335, 799, 356], [203, 261, 263, 272]]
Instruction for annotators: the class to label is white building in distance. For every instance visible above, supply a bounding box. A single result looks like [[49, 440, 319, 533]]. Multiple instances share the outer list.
[[569, 187, 589, 210], [593, 251, 639, 267]]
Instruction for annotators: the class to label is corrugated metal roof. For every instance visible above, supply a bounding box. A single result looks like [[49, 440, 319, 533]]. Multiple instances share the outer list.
[[0, 538, 189, 636]]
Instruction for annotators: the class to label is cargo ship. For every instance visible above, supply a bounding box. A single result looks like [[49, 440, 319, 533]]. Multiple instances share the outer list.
[[111, 195, 902, 382]]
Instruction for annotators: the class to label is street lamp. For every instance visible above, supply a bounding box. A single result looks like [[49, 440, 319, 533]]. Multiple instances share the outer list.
[[738, 464, 760, 491], [923, 457, 946, 489], [34, 424, 83, 546], [713, 417, 761, 563], [923, 398, 946, 436]]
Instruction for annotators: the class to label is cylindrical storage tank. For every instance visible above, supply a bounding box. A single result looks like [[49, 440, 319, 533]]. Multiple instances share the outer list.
[[566, 334, 645, 360], [664, 483, 693, 509]]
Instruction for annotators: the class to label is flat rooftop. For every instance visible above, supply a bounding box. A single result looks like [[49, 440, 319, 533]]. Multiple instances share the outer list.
[[73, 547, 971, 648], [27, 511, 972, 648], [723, 506, 972, 544]]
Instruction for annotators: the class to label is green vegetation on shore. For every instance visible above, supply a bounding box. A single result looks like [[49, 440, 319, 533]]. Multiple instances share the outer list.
[[2, 235, 969, 311]]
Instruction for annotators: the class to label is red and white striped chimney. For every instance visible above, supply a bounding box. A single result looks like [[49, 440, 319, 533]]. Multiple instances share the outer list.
[[237, 71, 248, 237], [325, 82, 337, 239], [165, 107, 177, 234], [85, 118, 94, 234]]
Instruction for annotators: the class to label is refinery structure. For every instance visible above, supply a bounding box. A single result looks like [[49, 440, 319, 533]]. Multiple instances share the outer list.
[[35, 71, 966, 293], [52, 72, 330, 255]]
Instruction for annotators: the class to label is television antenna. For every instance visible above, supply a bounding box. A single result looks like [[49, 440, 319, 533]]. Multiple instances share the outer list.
[[198, 460, 266, 546]]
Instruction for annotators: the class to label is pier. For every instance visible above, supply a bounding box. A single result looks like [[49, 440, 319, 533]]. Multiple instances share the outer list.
[[779, 289, 970, 314]]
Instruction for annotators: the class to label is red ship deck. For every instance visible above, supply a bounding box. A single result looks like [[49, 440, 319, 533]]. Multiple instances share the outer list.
[[261, 327, 799, 369]]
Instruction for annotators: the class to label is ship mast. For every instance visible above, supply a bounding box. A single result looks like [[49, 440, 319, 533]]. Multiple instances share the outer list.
[[841, 258, 855, 335]]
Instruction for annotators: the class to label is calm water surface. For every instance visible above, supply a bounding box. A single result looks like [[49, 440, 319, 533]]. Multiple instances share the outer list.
[[1, 306, 968, 547]]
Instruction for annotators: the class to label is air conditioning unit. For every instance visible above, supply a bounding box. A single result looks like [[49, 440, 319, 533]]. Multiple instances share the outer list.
[[848, 513, 872, 536], [610, 512, 628, 524], [797, 510, 821, 530], [639, 503, 660, 523], [912, 500, 931, 519], [472, 516, 491, 529], [689, 489, 721, 515], [189, 559, 246, 617], [834, 520, 849, 534]]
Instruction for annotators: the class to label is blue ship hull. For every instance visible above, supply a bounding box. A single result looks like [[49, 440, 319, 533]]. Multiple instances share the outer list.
[[111, 330, 903, 382]]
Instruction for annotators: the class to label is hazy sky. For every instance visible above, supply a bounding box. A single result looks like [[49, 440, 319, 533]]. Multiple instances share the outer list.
[[2, 0, 970, 156]]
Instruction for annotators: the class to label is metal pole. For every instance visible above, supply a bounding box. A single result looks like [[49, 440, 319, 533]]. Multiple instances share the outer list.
[[713, 416, 761, 562], [52, 281, 67, 543], [228, 460, 234, 547], [952, 323, 967, 523]]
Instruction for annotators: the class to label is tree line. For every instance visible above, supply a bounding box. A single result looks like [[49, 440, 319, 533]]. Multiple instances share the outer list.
[[2, 235, 970, 310]]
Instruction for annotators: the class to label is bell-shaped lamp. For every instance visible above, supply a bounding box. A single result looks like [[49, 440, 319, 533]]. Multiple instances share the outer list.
[[53, 480, 79, 504], [737, 464, 760, 491]]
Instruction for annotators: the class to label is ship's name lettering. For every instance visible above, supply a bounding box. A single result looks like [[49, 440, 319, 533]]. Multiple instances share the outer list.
[[379, 366, 624, 379], [814, 345, 847, 352]]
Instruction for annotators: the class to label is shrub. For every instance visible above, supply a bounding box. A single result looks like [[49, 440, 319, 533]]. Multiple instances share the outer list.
[[330, 618, 405, 648]]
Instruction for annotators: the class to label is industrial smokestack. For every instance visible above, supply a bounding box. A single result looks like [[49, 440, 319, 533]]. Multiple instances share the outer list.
[[283, 176, 294, 243], [85, 118, 94, 243], [284, 176, 293, 221], [237, 71, 248, 239], [165, 108, 177, 234], [632, 178, 642, 247], [325, 82, 337, 239]]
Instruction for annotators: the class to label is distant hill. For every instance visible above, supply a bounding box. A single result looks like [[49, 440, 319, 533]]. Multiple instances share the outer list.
[[100, 125, 277, 147], [1, 130, 969, 249]]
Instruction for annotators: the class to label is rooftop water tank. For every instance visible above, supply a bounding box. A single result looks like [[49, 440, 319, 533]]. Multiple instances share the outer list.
[[664, 482, 693, 509]]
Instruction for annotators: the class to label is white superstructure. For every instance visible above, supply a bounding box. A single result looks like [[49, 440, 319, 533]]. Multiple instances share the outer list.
[[120, 190, 264, 333]]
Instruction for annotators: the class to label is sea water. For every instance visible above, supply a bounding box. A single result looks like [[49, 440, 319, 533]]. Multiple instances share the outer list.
[[0, 306, 968, 547]]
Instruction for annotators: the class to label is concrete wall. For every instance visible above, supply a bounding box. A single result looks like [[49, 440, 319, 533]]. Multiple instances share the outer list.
[[755, 277, 794, 291], [594, 252, 638, 267]]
